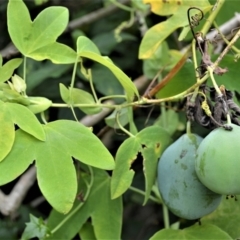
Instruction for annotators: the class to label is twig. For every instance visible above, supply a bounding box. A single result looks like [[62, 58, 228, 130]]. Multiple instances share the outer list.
[[214, 27, 240, 66], [0, 166, 36, 216]]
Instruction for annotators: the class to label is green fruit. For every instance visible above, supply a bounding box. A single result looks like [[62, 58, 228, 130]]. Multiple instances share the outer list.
[[195, 124, 240, 195], [158, 133, 222, 220]]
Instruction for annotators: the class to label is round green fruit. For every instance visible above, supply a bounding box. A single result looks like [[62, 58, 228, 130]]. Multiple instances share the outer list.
[[195, 124, 240, 195], [158, 133, 222, 220]]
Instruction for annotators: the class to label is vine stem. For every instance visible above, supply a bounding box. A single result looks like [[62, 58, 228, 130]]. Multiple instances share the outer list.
[[128, 186, 161, 204]]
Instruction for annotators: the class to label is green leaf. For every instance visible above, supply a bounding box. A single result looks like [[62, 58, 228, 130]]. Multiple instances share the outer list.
[[29, 6, 68, 51], [0, 104, 15, 162], [111, 137, 141, 199], [8, 0, 67, 54], [47, 168, 122, 240], [76, 37, 139, 101], [7, 102, 45, 141], [105, 107, 129, 129], [29, 42, 77, 64], [89, 169, 123, 240], [77, 36, 101, 55], [156, 61, 195, 98], [150, 224, 232, 240], [111, 126, 171, 201], [0, 130, 36, 185], [137, 126, 171, 204], [0, 120, 114, 213], [210, 54, 240, 92], [201, 196, 240, 239], [44, 120, 115, 170], [7, 0, 32, 54], [7, 0, 76, 63], [155, 109, 180, 136], [47, 175, 91, 239], [79, 222, 96, 240], [139, 0, 212, 59], [0, 58, 23, 83], [21, 214, 49, 240], [36, 144, 77, 214], [59, 84, 102, 115]]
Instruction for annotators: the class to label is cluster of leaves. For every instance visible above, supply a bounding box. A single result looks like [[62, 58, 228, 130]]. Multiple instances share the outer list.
[[0, 0, 240, 239]]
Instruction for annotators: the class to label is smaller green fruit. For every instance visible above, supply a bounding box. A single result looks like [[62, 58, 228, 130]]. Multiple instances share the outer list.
[[195, 124, 240, 195]]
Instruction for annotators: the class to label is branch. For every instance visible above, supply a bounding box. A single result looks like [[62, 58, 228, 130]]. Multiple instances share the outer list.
[[0, 166, 36, 216]]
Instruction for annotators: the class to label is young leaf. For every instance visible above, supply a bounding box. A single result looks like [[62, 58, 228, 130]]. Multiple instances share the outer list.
[[77, 36, 101, 55], [21, 214, 50, 240], [150, 224, 232, 240], [136, 125, 171, 204], [111, 137, 141, 199], [59, 84, 102, 115], [139, 0, 212, 59], [0, 58, 23, 83]]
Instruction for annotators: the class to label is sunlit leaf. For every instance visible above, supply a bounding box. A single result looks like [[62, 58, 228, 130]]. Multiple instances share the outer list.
[[139, 0, 212, 59]]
